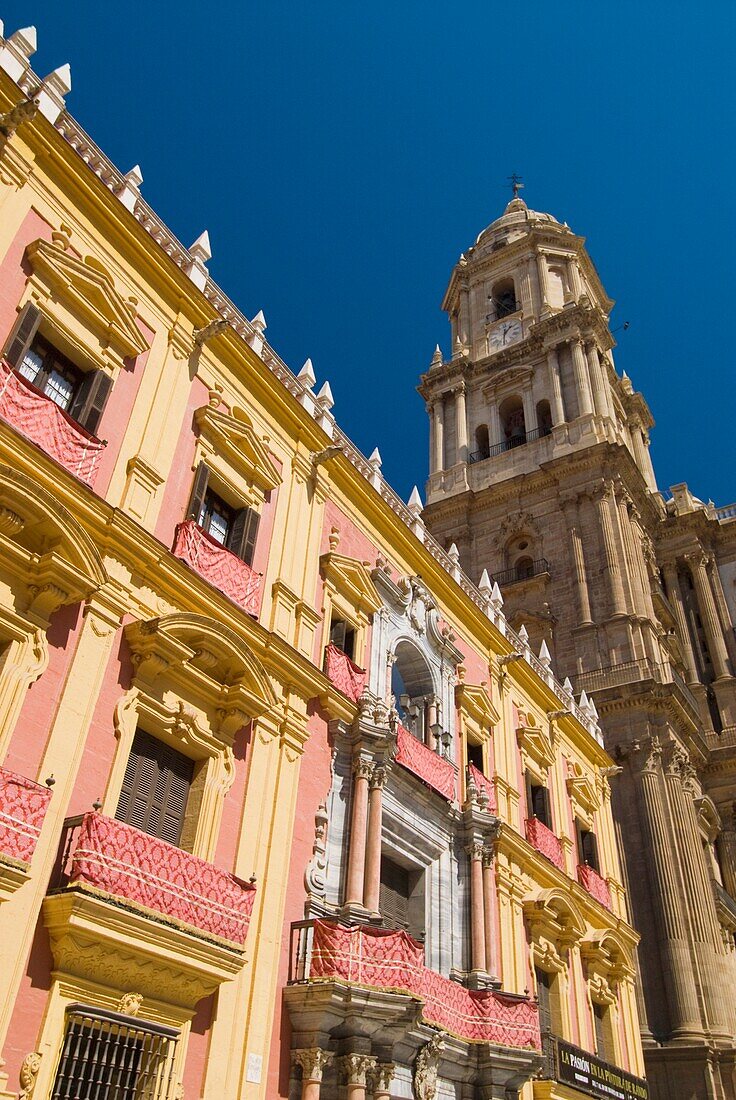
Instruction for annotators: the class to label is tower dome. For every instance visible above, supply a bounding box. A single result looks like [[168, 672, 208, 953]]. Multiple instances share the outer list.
[[473, 196, 568, 251]]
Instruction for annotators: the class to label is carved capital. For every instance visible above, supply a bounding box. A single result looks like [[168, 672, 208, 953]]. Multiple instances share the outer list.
[[353, 758, 374, 783], [293, 1049, 334, 1083], [337, 1054, 377, 1086], [628, 736, 662, 776], [466, 840, 485, 861], [369, 765, 388, 791], [372, 1063, 396, 1094]]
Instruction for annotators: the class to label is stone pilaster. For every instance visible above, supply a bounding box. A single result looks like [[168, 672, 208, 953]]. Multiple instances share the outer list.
[[594, 481, 627, 618], [662, 562, 699, 684], [686, 552, 731, 680], [585, 341, 608, 420], [561, 495, 593, 626], [454, 383, 468, 465]]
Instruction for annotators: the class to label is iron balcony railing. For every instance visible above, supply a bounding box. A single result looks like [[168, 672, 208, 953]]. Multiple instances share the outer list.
[[492, 558, 550, 587], [469, 425, 552, 464]]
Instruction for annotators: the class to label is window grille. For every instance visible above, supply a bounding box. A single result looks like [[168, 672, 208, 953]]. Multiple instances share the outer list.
[[51, 1004, 179, 1100]]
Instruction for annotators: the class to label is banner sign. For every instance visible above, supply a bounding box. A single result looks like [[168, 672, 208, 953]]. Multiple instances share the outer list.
[[556, 1040, 648, 1100]]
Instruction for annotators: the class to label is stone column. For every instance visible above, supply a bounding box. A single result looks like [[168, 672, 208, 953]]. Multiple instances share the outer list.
[[522, 388, 536, 439], [455, 383, 468, 464], [585, 342, 608, 419], [432, 401, 445, 474], [570, 337, 594, 417], [339, 1054, 377, 1100], [563, 497, 593, 625], [547, 346, 565, 426], [372, 1063, 395, 1100], [615, 488, 645, 617], [344, 759, 373, 908], [661, 562, 699, 683], [482, 847, 498, 978], [536, 250, 551, 310], [489, 401, 502, 450], [363, 766, 386, 915], [628, 740, 704, 1038], [706, 555, 736, 664], [626, 504, 657, 622], [594, 482, 627, 617], [468, 841, 487, 973], [428, 404, 436, 474], [293, 1050, 334, 1100], [567, 258, 583, 300], [717, 814, 736, 900], [630, 424, 657, 491], [687, 553, 731, 679]]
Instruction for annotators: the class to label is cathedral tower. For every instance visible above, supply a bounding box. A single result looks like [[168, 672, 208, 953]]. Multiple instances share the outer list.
[[421, 194, 736, 1099]]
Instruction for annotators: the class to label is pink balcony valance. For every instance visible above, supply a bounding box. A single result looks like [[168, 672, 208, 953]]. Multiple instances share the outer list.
[[69, 812, 256, 945], [173, 520, 261, 616], [577, 862, 612, 910], [0, 360, 105, 487], [525, 815, 565, 873], [309, 919, 540, 1049], [468, 763, 497, 812], [396, 724, 456, 802], [0, 766, 52, 864], [324, 643, 366, 702]]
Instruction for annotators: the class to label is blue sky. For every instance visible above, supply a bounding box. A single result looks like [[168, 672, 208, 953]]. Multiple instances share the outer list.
[[4, 1, 735, 506]]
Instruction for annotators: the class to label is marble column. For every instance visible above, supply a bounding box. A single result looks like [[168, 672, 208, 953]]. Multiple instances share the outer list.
[[522, 387, 536, 439], [468, 841, 487, 973], [292, 1050, 334, 1100], [455, 383, 468, 465], [595, 483, 627, 617], [570, 337, 594, 417], [433, 401, 445, 474], [482, 847, 497, 978], [547, 346, 565, 426], [339, 1054, 377, 1100], [345, 759, 373, 908], [489, 401, 502, 450], [661, 562, 699, 684], [585, 341, 608, 420], [687, 553, 731, 679], [536, 250, 551, 310], [372, 1063, 395, 1100], [363, 766, 386, 914]]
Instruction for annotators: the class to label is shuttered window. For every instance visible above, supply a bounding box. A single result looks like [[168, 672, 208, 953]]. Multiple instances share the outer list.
[[116, 730, 194, 847], [593, 1002, 609, 1059], [187, 462, 260, 566], [329, 617, 356, 661], [535, 968, 552, 1035], [379, 855, 411, 931], [576, 822, 600, 871]]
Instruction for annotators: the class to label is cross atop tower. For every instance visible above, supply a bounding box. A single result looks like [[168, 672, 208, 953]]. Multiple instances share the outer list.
[[507, 173, 524, 198]]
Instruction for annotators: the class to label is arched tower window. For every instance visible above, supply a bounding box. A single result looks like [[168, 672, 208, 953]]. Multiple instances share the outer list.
[[499, 396, 526, 446], [490, 278, 517, 320], [515, 556, 534, 581], [391, 641, 436, 746], [536, 399, 552, 436], [474, 424, 490, 460]]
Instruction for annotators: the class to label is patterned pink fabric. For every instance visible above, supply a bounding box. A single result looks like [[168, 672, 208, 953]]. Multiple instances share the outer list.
[[70, 813, 256, 944], [309, 920, 540, 1048], [0, 360, 105, 486], [395, 724, 456, 802], [577, 863, 612, 910], [0, 766, 52, 864], [173, 520, 261, 616], [525, 816, 565, 872], [325, 644, 366, 702], [468, 763, 497, 812]]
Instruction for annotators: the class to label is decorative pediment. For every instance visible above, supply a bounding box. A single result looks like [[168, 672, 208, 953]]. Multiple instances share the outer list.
[[25, 238, 149, 360], [455, 676, 500, 728], [320, 551, 382, 620], [580, 928, 635, 989], [517, 715, 555, 774], [524, 887, 586, 955], [194, 405, 282, 496], [566, 762, 600, 819]]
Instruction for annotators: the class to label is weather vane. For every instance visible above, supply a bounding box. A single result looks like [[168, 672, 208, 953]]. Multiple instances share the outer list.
[[507, 173, 524, 198]]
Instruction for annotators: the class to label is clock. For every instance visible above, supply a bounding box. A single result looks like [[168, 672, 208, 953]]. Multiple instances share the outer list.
[[489, 318, 522, 352]]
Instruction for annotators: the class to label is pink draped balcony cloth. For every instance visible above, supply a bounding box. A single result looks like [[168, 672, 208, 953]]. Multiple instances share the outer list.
[[309, 919, 540, 1049], [324, 643, 366, 702], [69, 812, 256, 945], [577, 862, 612, 910], [396, 724, 456, 802], [0, 360, 105, 487], [173, 520, 262, 617], [468, 763, 497, 813], [525, 816, 565, 873], [0, 766, 52, 864]]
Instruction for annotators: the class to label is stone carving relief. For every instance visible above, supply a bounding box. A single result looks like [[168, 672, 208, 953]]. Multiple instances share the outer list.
[[412, 1033, 445, 1100], [18, 1053, 41, 1100], [117, 992, 143, 1017], [304, 801, 329, 898]]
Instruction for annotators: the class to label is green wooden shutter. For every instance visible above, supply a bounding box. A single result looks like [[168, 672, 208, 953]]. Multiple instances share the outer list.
[[228, 506, 259, 565], [186, 462, 210, 523], [4, 302, 42, 368], [69, 370, 113, 436]]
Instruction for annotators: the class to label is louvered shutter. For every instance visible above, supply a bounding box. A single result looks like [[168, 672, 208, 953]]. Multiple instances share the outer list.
[[535, 969, 552, 1034], [153, 741, 194, 846], [3, 302, 41, 367], [532, 785, 551, 828], [115, 730, 193, 846], [228, 506, 259, 565], [329, 619, 347, 650], [582, 829, 599, 871], [69, 370, 113, 436], [593, 1003, 607, 1058], [186, 462, 210, 523], [379, 857, 410, 930]]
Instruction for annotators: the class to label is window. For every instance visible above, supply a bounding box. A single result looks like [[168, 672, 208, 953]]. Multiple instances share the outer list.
[[329, 616, 356, 661], [3, 303, 112, 435], [187, 461, 260, 566], [379, 854, 424, 937], [527, 776, 552, 828], [535, 967, 562, 1036], [116, 730, 194, 847], [490, 278, 517, 319], [474, 424, 490, 460], [499, 395, 526, 446], [467, 740, 484, 772], [391, 642, 435, 744], [515, 556, 535, 581], [593, 1002, 612, 1061], [536, 399, 553, 436], [576, 821, 599, 871], [51, 1004, 178, 1100]]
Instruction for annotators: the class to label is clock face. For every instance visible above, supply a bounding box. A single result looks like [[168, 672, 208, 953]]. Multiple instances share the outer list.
[[489, 318, 522, 351]]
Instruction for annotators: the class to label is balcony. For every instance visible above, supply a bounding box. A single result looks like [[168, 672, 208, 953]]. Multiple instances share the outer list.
[[0, 766, 53, 899], [324, 643, 366, 703], [467, 763, 497, 813], [542, 1034, 649, 1099], [574, 659, 701, 724], [43, 812, 256, 1011], [0, 360, 105, 487], [491, 558, 550, 588], [396, 724, 457, 802], [525, 816, 565, 873], [468, 426, 551, 464], [288, 918, 540, 1049], [173, 520, 262, 616], [577, 863, 612, 910]]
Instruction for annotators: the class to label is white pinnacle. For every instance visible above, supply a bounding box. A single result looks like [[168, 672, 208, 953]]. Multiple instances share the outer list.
[[316, 380, 334, 409], [297, 358, 316, 388], [479, 569, 492, 595], [189, 230, 211, 264], [408, 486, 423, 513], [368, 447, 382, 467]]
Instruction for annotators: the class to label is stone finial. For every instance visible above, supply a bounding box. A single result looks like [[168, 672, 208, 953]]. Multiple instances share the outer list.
[[116, 165, 143, 212], [518, 624, 529, 645], [368, 446, 382, 468], [478, 568, 492, 597], [588, 697, 599, 720], [297, 358, 316, 388], [562, 676, 574, 697], [368, 447, 382, 489], [539, 639, 551, 668], [430, 344, 443, 368], [448, 542, 460, 564], [36, 63, 72, 125], [9, 26, 38, 56], [0, 26, 37, 83], [246, 310, 267, 356], [316, 380, 334, 410], [251, 309, 266, 333], [189, 230, 211, 264], [579, 690, 590, 711], [408, 485, 423, 515], [490, 581, 503, 609]]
